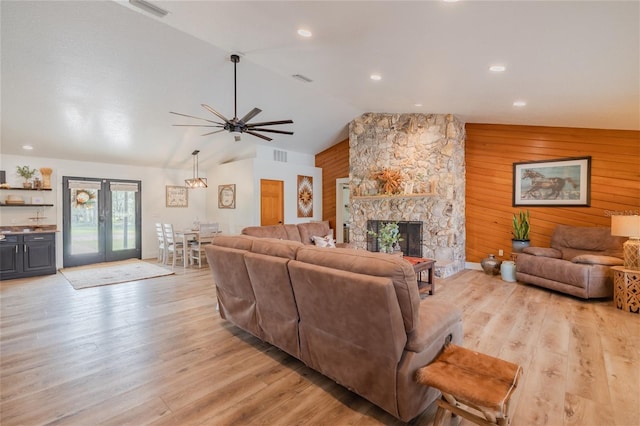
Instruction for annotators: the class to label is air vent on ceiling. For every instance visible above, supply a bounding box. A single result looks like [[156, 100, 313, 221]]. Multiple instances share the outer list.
[[129, 0, 169, 18], [292, 74, 313, 83], [273, 149, 288, 163]]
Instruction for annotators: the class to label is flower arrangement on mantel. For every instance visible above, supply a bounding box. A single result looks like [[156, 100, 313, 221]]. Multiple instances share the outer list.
[[373, 168, 403, 195]]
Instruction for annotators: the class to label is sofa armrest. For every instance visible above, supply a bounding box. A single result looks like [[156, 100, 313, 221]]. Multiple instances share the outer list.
[[522, 247, 562, 258], [571, 254, 624, 266], [406, 300, 462, 353], [336, 242, 355, 249]]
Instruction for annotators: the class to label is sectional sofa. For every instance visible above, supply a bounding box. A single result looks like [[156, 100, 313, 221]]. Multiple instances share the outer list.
[[204, 234, 463, 421]]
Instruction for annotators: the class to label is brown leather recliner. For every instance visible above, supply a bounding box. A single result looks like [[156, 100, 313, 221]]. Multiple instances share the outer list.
[[515, 225, 626, 299]]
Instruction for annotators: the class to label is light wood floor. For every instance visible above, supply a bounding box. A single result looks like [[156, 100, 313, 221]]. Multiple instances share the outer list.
[[1, 262, 638, 425]]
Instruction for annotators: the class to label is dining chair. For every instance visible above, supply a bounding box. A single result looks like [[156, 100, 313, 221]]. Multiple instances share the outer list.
[[190, 222, 220, 268], [155, 223, 166, 263], [163, 223, 184, 267]]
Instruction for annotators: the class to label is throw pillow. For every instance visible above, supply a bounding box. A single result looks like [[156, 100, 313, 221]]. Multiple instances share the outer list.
[[312, 234, 336, 248], [571, 254, 624, 266]]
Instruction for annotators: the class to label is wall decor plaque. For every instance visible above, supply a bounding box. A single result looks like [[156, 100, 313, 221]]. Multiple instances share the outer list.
[[297, 175, 313, 217], [218, 184, 236, 209], [166, 185, 188, 207]]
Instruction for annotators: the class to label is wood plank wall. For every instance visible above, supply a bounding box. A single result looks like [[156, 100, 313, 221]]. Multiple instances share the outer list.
[[316, 125, 639, 265], [315, 138, 350, 231], [465, 124, 640, 263]]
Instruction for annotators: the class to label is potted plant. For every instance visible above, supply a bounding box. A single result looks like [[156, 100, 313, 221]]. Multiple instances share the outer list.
[[368, 222, 403, 253], [512, 209, 531, 253], [16, 166, 38, 188]]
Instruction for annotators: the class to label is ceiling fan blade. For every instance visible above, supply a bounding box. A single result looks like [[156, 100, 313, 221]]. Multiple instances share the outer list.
[[245, 130, 273, 142], [246, 119, 294, 127], [201, 129, 227, 137], [202, 104, 231, 123], [239, 107, 262, 123], [172, 124, 224, 128], [170, 111, 224, 125], [248, 128, 294, 135]]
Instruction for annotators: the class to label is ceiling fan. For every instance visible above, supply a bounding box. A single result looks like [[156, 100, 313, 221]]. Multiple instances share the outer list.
[[170, 54, 294, 142]]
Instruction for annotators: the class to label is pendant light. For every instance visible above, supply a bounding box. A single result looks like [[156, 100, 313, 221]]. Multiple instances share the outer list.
[[185, 150, 208, 188]]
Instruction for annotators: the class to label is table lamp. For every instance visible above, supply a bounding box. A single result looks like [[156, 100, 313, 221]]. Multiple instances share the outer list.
[[611, 215, 640, 270]]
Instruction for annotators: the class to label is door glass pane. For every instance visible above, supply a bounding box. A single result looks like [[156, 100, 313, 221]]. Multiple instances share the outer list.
[[111, 190, 137, 251], [70, 188, 99, 254]]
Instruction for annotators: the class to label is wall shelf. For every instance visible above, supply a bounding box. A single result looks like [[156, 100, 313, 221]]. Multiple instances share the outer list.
[[0, 188, 52, 191], [1, 204, 54, 207], [352, 193, 435, 201]]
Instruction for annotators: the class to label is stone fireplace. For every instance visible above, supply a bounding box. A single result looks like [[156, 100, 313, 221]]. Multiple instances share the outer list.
[[349, 113, 466, 277]]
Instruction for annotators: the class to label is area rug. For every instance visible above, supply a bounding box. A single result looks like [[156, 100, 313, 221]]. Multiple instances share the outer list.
[[60, 259, 174, 289]]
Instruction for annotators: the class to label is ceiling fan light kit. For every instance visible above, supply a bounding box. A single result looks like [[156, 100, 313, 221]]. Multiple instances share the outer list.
[[185, 150, 208, 189], [170, 54, 294, 142]]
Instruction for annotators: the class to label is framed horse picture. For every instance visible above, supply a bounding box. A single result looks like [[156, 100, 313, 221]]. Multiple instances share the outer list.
[[513, 156, 591, 207]]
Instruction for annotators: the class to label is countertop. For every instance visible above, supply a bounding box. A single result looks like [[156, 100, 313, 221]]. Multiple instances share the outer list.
[[0, 225, 58, 235]]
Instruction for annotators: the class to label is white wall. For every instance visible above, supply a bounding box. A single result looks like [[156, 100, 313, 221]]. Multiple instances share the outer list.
[[0, 154, 206, 265], [206, 145, 322, 233], [1, 148, 323, 266], [206, 158, 254, 234]]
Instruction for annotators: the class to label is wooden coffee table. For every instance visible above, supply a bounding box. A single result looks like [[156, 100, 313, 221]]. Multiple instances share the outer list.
[[404, 256, 436, 295]]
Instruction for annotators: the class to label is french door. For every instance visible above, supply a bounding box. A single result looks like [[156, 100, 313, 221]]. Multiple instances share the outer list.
[[62, 177, 141, 267]]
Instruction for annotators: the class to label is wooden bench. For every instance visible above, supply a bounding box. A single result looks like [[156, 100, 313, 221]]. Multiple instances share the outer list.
[[416, 344, 523, 426]]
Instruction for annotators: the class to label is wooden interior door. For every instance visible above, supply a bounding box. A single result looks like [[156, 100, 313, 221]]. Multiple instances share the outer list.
[[260, 179, 284, 226]]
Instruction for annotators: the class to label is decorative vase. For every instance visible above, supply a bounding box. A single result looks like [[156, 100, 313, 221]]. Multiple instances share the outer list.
[[481, 254, 502, 275], [512, 239, 530, 253], [22, 182, 32, 189], [500, 261, 517, 282], [39, 168, 53, 189]]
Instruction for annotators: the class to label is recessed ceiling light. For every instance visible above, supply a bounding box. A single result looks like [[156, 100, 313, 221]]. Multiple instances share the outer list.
[[22, 145, 33, 150], [489, 65, 506, 72], [297, 29, 312, 38], [370, 74, 382, 81], [513, 100, 527, 107], [414, 103, 423, 107]]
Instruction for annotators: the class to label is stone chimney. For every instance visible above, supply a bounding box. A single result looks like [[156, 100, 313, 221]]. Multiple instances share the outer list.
[[349, 113, 466, 277]]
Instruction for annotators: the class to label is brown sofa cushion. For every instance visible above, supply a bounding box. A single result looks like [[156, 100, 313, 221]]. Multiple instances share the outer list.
[[551, 225, 626, 259], [211, 234, 254, 250], [244, 252, 300, 358], [242, 224, 289, 240], [297, 221, 332, 245], [251, 237, 303, 259], [295, 246, 421, 333], [522, 247, 562, 258], [571, 254, 624, 266]]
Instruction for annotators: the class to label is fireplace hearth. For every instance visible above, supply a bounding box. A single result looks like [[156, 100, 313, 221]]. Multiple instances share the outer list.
[[367, 220, 423, 257]]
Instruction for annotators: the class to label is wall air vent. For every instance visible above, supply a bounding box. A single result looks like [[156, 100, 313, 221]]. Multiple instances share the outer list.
[[273, 149, 288, 163], [292, 74, 313, 83], [129, 0, 169, 18]]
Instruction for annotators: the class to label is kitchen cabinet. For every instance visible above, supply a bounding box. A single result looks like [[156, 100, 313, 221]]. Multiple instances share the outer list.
[[0, 232, 56, 280]]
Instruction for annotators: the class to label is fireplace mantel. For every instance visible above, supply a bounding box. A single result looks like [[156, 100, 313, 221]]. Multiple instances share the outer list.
[[352, 192, 435, 201]]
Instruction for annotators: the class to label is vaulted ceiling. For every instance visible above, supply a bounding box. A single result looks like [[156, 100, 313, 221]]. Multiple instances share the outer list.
[[2, 1, 638, 170]]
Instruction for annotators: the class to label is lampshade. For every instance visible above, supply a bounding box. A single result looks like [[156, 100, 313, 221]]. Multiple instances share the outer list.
[[185, 150, 208, 189], [611, 215, 640, 270], [612, 215, 640, 237]]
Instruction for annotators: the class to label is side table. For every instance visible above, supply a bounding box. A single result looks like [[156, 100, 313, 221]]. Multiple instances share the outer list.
[[611, 266, 640, 314], [404, 256, 436, 296]]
